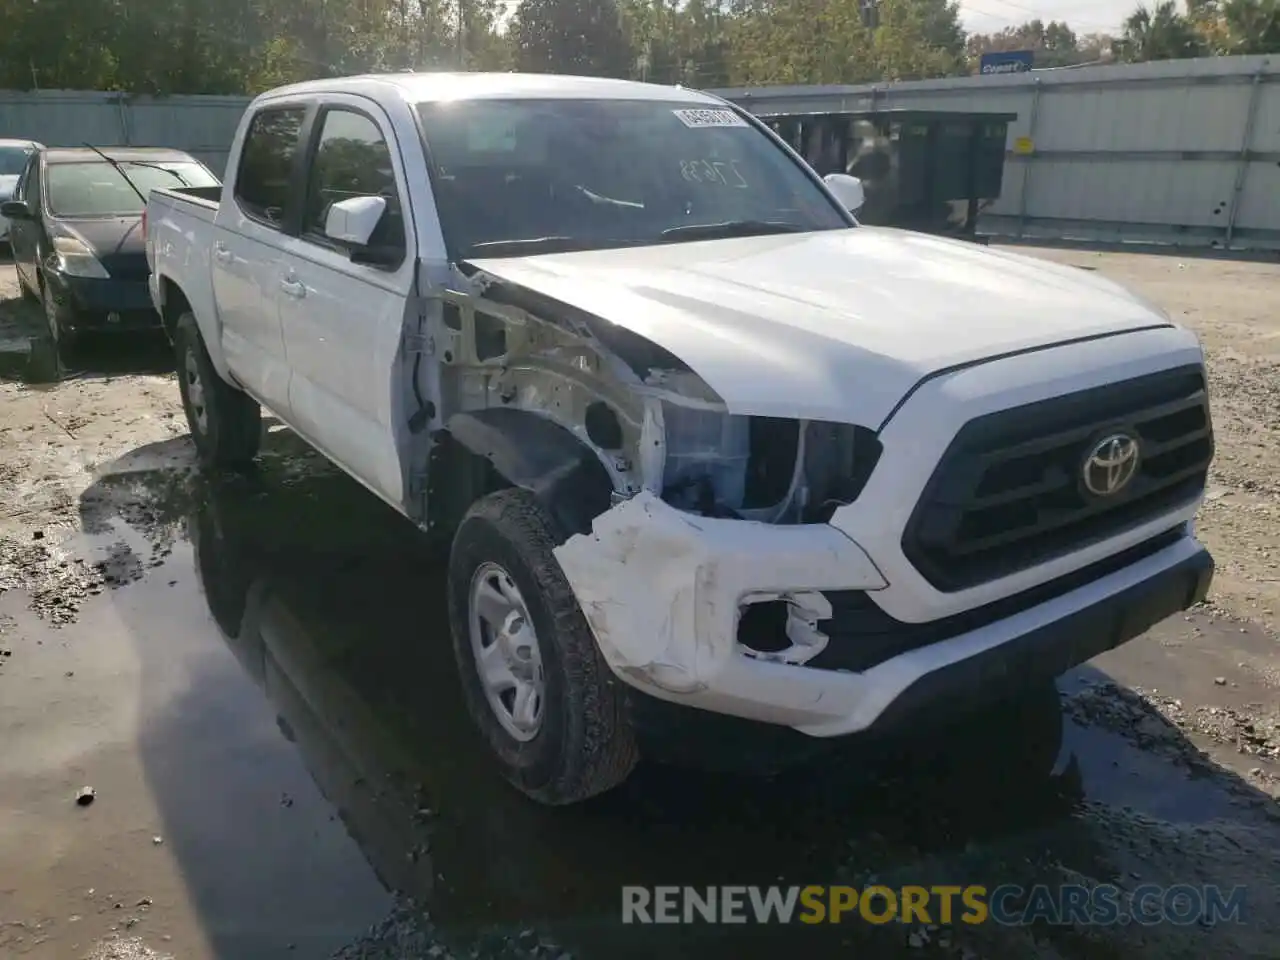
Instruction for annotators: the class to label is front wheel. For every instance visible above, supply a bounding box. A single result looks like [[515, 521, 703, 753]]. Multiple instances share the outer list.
[[175, 312, 261, 470], [43, 283, 78, 363], [17, 269, 38, 303], [448, 489, 638, 805], [907, 682, 1066, 784]]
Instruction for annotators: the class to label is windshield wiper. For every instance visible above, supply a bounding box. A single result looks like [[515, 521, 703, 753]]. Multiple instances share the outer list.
[[80, 143, 148, 204], [659, 219, 809, 242], [123, 161, 191, 186]]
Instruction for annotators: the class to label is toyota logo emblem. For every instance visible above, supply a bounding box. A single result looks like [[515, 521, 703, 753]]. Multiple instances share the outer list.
[[1082, 433, 1141, 497]]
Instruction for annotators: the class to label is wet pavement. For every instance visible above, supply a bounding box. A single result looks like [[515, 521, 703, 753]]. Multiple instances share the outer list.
[[2, 431, 1278, 959]]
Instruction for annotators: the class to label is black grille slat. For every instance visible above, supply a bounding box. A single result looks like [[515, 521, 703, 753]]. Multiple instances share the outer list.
[[903, 365, 1213, 591], [810, 527, 1185, 673]]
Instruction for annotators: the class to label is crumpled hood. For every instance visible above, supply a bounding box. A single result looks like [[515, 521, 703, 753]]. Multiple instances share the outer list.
[[468, 227, 1173, 428]]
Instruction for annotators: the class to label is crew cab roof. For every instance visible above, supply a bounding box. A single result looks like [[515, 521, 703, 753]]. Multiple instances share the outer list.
[[256, 71, 729, 106], [42, 147, 200, 165]]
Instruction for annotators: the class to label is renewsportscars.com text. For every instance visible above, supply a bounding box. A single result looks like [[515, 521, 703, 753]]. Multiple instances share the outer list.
[[621, 884, 1247, 927]]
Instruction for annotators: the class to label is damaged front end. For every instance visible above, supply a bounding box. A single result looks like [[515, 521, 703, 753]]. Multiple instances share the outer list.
[[420, 263, 891, 722]]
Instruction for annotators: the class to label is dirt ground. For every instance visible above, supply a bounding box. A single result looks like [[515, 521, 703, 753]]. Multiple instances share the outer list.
[[0, 246, 1278, 960]]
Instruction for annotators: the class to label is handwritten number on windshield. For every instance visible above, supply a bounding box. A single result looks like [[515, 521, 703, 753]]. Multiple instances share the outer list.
[[680, 159, 748, 188]]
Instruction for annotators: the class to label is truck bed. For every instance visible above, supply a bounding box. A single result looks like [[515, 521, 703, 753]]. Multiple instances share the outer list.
[[153, 185, 221, 214]]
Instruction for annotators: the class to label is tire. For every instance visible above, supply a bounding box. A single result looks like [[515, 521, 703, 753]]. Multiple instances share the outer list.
[[908, 682, 1066, 784], [174, 312, 261, 469], [42, 281, 78, 365], [448, 488, 638, 805], [18, 270, 38, 303]]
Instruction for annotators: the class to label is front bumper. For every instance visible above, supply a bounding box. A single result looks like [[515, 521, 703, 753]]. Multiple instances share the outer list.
[[47, 271, 160, 331], [553, 493, 1212, 739]]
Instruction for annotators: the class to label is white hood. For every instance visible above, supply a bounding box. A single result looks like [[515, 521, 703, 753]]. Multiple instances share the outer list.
[[469, 227, 1172, 428], [0, 174, 18, 199]]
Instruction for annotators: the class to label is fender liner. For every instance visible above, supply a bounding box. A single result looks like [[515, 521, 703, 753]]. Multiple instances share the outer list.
[[441, 408, 616, 539]]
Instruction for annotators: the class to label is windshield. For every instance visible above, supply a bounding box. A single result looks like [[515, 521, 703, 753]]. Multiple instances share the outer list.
[[45, 160, 219, 217], [416, 99, 850, 258], [0, 146, 33, 177]]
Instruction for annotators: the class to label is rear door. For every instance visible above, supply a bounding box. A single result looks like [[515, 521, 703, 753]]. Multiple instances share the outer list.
[[275, 95, 417, 508], [211, 102, 311, 417]]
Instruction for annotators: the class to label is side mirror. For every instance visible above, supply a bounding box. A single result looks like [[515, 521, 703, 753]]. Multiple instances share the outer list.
[[823, 173, 865, 214], [324, 195, 387, 248], [1, 199, 33, 221]]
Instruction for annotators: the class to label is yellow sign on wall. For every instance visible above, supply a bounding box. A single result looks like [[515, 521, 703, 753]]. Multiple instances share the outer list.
[[1013, 136, 1035, 155]]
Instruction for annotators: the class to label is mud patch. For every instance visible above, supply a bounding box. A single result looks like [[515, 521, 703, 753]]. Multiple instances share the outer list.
[[0, 533, 108, 624], [1065, 682, 1280, 808], [82, 936, 175, 960]]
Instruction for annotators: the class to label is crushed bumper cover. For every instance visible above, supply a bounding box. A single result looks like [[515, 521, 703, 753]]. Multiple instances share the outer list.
[[554, 493, 1213, 738]]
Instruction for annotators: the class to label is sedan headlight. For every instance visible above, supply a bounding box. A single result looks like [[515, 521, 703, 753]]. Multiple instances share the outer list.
[[53, 235, 110, 279]]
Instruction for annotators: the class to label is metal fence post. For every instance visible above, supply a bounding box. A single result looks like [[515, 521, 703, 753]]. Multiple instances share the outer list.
[[1225, 64, 1267, 249], [1016, 76, 1042, 240], [114, 92, 132, 147]]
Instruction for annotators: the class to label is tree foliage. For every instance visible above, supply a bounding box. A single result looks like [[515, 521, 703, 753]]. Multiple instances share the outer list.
[[967, 19, 1113, 67], [0, 0, 1275, 96], [1116, 0, 1279, 61], [511, 0, 631, 75]]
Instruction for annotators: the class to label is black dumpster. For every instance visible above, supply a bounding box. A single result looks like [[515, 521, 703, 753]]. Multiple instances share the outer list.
[[759, 109, 1016, 241]]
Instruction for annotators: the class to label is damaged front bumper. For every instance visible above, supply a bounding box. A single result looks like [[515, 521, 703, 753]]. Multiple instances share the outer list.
[[553, 494, 1214, 739]]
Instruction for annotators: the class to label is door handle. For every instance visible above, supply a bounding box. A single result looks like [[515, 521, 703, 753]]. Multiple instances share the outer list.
[[212, 242, 232, 263], [280, 278, 307, 299]]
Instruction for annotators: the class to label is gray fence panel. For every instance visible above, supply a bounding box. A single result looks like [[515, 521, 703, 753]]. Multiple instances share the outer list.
[[0, 90, 251, 176], [715, 54, 1279, 249]]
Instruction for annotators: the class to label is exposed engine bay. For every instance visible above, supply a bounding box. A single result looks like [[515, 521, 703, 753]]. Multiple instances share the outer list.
[[431, 264, 883, 529]]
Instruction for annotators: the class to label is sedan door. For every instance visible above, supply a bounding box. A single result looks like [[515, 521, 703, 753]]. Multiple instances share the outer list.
[[275, 97, 417, 508], [210, 103, 311, 418], [7, 156, 42, 292]]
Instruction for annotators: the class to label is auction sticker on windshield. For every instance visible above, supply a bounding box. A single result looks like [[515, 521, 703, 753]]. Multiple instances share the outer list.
[[673, 108, 747, 128]]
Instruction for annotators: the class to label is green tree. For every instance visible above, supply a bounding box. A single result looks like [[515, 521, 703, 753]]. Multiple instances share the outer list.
[[511, 0, 633, 76], [966, 18, 1115, 68], [870, 0, 966, 78], [1117, 1, 1207, 60]]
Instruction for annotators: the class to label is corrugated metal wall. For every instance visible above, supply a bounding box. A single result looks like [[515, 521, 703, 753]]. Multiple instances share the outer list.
[[1, 55, 1276, 248], [0, 90, 249, 176], [717, 55, 1279, 249]]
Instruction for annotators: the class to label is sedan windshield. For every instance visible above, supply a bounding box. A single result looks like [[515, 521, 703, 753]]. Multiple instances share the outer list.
[[0, 146, 33, 177], [416, 98, 850, 258], [46, 160, 219, 217]]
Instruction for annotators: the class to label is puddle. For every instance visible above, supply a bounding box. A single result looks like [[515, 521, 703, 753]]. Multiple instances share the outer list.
[[2, 449, 1278, 959]]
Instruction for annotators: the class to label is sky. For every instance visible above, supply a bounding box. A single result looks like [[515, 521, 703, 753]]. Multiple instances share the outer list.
[[958, 0, 1132, 35]]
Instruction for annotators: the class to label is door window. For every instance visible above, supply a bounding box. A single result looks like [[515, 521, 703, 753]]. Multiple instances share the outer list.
[[302, 108, 405, 261], [234, 107, 306, 228]]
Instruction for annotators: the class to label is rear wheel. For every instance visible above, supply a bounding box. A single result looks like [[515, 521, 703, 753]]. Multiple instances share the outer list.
[[175, 312, 261, 470], [448, 489, 638, 805]]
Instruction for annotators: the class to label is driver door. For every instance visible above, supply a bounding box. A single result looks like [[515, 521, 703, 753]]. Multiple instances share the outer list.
[[275, 95, 417, 509]]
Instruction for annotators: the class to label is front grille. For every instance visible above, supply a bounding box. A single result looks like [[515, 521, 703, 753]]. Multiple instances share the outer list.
[[808, 526, 1184, 673], [902, 364, 1213, 592]]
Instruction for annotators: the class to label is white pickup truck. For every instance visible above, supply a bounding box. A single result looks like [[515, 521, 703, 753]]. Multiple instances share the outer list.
[[147, 72, 1215, 805]]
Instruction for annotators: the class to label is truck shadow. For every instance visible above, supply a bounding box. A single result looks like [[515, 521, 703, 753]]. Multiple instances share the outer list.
[[76, 440, 1280, 960]]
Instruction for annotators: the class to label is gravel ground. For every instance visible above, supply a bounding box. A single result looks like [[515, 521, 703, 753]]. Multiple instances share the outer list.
[[1, 245, 1278, 960]]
